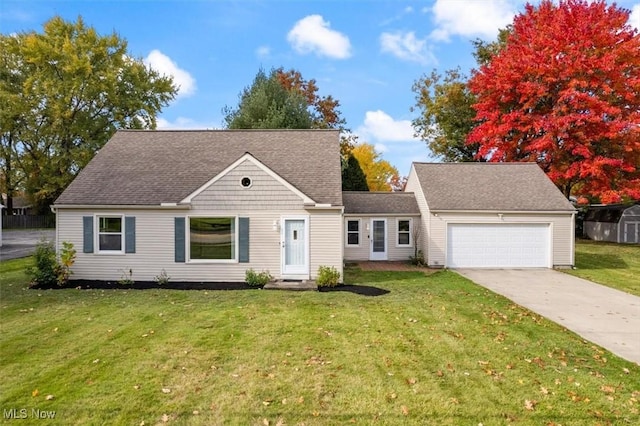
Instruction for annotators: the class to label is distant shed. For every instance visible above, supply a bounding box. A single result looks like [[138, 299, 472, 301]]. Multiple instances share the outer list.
[[584, 203, 640, 244]]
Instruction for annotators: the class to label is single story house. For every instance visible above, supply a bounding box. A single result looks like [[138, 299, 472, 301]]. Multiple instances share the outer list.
[[584, 203, 640, 244], [53, 130, 575, 283]]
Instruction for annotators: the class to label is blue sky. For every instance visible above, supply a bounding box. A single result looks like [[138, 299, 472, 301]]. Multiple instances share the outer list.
[[1, 0, 639, 176]]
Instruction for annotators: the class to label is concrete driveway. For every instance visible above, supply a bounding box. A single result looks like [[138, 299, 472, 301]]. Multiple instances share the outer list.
[[0, 229, 55, 261], [456, 269, 640, 365]]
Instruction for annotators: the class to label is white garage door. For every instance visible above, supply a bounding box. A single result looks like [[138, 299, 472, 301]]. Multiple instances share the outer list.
[[447, 223, 550, 268]]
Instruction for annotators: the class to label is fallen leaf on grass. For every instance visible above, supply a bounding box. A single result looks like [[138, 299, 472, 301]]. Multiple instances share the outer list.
[[32, 389, 39, 397], [162, 388, 171, 394], [601, 385, 615, 394], [401, 405, 409, 416], [45, 395, 54, 400], [524, 399, 537, 411], [161, 413, 169, 422], [406, 377, 417, 385], [540, 386, 549, 395]]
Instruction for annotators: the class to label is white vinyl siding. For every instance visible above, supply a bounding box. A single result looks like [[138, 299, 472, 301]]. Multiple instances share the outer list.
[[404, 167, 429, 260], [309, 211, 343, 281], [343, 216, 418, 261]]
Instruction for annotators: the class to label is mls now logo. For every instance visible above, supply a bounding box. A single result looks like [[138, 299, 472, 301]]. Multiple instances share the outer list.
[[4, 408, 56, 419]]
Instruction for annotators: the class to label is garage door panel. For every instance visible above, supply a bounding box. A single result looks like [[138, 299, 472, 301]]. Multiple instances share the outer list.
[[447, 223, 550, 268]]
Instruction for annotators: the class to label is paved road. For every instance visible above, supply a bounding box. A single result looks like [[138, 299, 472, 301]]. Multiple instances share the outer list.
[[456, 268, 640, 365], [0, 229, 55, 261]]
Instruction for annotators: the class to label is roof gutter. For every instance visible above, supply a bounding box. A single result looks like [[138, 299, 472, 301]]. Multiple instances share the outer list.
[[430, 209, 576, 214], [52, 203, 192, 210]]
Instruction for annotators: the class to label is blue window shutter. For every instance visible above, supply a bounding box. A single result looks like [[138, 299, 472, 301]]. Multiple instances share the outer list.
[[125, 216, 136, 253], [238, 217, 249, 263], [83, 216, 94, 253], [175, 217, 185, 263]]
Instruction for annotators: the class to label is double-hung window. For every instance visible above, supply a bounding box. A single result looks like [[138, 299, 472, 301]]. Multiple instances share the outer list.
[[397, 219, 411, 246], [346, 220, 360, 246], [98, 216, 123, 252], [189, 217, 236, 261]]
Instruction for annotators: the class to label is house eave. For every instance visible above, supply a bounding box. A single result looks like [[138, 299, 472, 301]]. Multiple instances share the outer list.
[[429, 209, 576, 214], [52, 203, 192, 210]]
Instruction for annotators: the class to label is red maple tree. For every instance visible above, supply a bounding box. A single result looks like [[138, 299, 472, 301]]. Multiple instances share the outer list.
[[467, 0, 640, 203]]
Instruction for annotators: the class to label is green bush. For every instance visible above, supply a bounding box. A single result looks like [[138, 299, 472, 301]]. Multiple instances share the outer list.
[[245, 268, 273, 287], [316, 265, 341, 287], [26, 240, 76, 288], [27, 240, 58, 288], [57, 241, 76, 285]]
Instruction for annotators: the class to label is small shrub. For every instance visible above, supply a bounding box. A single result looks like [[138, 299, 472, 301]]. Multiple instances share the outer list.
[[27, 239, 58, 288], [57, 241, 76, 285], [317, 265, 340, 287], [245, 268, 273, 287], [154, 269, 171, 285], [409, 250, 426, 266], [118, 268, 134, 285]]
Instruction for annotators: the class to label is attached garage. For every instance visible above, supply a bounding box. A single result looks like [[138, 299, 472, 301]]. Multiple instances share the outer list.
[[446, 223, 550, 268], [404, 162, 576, 269]]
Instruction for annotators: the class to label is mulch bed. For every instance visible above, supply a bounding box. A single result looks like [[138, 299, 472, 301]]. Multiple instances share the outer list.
[[30, 280, 390, 296], [32, 280, 257, 291]]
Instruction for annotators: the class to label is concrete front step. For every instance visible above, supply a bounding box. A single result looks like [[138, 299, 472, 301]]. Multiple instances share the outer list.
[[263, 280, 318, 291]]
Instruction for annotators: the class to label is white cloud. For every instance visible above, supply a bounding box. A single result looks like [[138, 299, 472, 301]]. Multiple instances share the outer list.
[[430, 0, 517, 41], [380, 31, 435, 65], [287, 15, 351, 59], [374, 143, 388, 153], [156, 117, 218, 130], [630, 4, 640, 31], [144, 50, 196, 98], [357, 110, 418, 142], [255, 45, 271, 58]]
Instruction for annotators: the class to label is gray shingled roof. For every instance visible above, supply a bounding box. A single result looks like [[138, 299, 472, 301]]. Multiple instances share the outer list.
[[412, 163, 575, 211], [343, 192, 420, 215], [55, 129, 342, 206]]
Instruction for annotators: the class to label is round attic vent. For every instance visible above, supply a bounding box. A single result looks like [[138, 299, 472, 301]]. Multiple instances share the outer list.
[[240, 177, 252, 188]]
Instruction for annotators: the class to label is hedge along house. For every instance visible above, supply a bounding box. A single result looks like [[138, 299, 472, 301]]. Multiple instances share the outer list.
[[584, 203, 640, 244], [342, 192, 421, 261], [404, 163, 576, 268], [53, 130, 344, 283]]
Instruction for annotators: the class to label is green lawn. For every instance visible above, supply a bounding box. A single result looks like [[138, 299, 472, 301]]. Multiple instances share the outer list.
[[566, 240, 640, 297], [1, 259, 638, 425]]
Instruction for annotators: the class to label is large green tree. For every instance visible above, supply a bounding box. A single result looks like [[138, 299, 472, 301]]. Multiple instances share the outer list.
[[223, 67, 354, 156], [411, 30, 509, 162], [341, 155, 369, 191], [0, 16, 177, 213]]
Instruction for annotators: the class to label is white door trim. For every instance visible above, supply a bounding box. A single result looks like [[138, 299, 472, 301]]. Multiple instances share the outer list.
[[369, 218, 388, 261], [281, 215, 310, 279]]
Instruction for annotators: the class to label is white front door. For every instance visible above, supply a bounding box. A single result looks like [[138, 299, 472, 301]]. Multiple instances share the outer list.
[[282, 217, 309, 278], [370, 219, 387, 260]]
